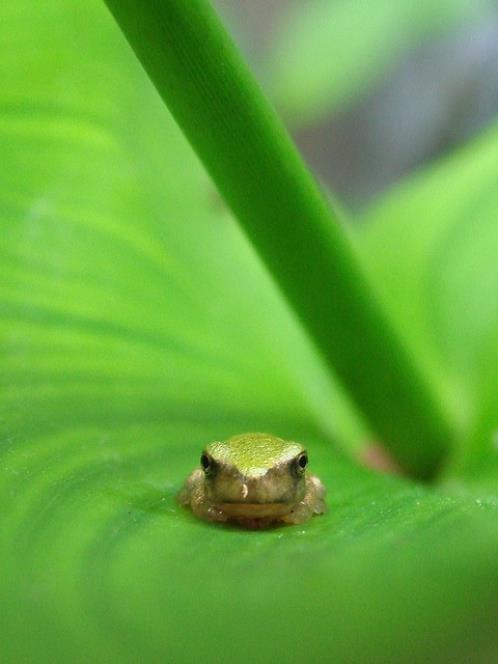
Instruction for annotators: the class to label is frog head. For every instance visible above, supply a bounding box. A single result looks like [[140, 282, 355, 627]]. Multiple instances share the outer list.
[[200, 432, 308, 518]]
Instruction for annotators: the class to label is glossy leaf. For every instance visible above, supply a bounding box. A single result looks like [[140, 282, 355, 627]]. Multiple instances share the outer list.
[[1, 1, 498, 663], [0, 1, 363, 450], [2, 427, 498, 663]]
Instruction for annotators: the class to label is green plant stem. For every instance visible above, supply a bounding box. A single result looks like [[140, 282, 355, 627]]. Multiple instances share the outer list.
[[103, 0, 452, 478]]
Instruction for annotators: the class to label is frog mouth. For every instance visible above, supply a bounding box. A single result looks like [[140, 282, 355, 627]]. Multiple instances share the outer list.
[[217, 501, 293, 518]]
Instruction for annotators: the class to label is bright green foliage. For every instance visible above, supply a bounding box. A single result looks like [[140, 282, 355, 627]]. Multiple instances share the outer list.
[[269, 0, 493, 124], [3, 431, 498, 663], [1, 1, 498, 662], [1, 1, 362, 449]]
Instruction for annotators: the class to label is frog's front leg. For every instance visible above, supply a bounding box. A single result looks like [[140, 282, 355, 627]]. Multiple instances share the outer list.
[[282, 474, 326, 525], [177, 469, 227, 523]]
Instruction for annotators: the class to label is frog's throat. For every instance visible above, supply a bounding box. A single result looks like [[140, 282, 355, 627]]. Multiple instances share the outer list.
[[216, 501, 294, 518]]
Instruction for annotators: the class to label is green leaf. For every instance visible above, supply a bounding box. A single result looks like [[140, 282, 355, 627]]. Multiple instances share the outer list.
[[2, 427, 498, 663], [1, 1, 364, 450], [1, 1, 498, 662], [360, 123, 498, 478], [269, 0, 492, 125]]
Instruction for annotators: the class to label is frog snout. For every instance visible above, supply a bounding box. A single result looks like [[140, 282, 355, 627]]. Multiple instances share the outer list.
[[221, 477, 262, 503], [213, 475, 273, 503], [236, 475, 291, 503], [211, 470, 300, 504]]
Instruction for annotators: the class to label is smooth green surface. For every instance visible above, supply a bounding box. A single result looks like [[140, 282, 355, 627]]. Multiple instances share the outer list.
[[1, 1, 498, 662], [270, 0, 493, 124], [103, 0, 452, 477], [3, 427, 498, 664]]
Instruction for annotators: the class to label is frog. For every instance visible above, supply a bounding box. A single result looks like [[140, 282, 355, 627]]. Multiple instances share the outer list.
[[177, 432, 326, 528]]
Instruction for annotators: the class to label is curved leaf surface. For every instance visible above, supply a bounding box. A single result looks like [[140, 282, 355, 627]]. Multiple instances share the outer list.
[[1, 2, 498, 662], [0, 1, 361, 448]]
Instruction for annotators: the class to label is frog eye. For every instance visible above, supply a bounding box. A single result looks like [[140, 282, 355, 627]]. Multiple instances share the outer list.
[[296, 452, 308, 472], [292, 452, 308, 476], [200, 453, 213, 472]]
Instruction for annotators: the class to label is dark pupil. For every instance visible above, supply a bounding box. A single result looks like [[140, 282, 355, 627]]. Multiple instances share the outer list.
[[298, 454, 308, 469], [200, 453, 211, 471]]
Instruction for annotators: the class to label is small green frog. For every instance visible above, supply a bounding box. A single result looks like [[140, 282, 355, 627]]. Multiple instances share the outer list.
[[178, 432, 326, 528]]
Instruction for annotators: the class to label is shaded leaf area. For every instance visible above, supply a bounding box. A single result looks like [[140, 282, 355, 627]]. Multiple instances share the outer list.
[[1, 422, 498, 663], [1, 1, 498, 662], [360, 124, 498, 482], [268, 0, 491, 125]]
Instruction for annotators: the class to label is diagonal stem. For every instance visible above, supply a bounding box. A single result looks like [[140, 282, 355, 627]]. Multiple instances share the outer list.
[[103, 0, 453, 479]]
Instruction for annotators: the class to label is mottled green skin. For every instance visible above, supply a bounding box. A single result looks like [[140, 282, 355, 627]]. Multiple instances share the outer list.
[[206, 433, 304, 478], [178, 432, 326, 528]]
